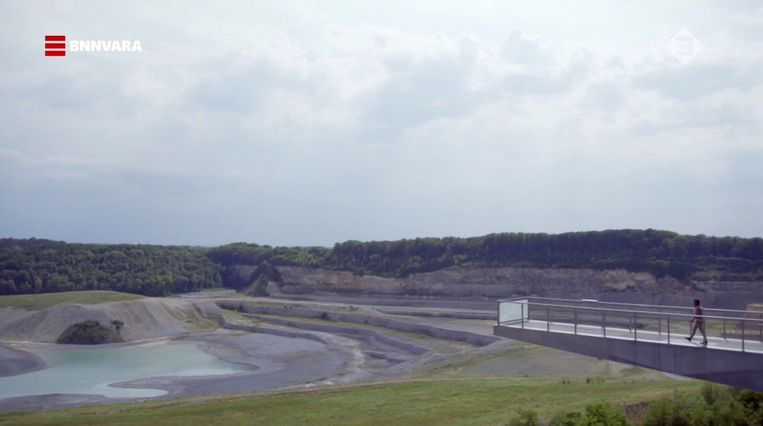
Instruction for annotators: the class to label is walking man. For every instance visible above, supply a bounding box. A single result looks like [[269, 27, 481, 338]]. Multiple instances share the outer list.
[[686, 298, 708, 346]]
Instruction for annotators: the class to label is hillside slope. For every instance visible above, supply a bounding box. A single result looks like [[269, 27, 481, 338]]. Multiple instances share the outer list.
[[0, 378, 701, 426], [0, 298, 223, 343]]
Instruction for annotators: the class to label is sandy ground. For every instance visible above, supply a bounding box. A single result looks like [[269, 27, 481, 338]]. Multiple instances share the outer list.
[[0, 345, 45, 377], [134, 331, 352, 397], [267, 292, 498, 310]]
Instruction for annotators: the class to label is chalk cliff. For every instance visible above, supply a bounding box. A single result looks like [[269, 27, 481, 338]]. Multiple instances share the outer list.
[[226, 265, 763, 309]]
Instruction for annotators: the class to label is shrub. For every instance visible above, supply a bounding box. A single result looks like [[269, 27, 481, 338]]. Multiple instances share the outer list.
[[642, 386, 756, 426], [549, 402, 627, 426], [550, 411, 583, 426], [509, 409, 540, 426], [56, 320, 122, 344]]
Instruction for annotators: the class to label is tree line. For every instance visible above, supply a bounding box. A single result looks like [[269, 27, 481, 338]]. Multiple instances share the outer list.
[[2, 230, 763, 296], [0, 238, 221, 296], [208, 229, 763, 281]]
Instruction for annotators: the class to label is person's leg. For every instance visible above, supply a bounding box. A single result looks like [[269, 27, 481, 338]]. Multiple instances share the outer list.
[[687, 321, 698, 340], [700, 321, 707, 344]]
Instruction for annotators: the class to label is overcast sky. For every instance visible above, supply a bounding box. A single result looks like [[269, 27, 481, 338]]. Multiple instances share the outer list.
[[1, 1, 762, 246]]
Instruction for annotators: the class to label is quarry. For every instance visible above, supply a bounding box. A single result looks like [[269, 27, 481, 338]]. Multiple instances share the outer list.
[[2, 264, 762, 412]]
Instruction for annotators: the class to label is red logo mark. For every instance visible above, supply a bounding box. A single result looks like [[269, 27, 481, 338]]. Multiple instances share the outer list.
[[45, 35, 66, 56]]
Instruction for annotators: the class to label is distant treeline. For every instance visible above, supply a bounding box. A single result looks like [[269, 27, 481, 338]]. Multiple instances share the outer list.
[[2, 230, 763, 296], [208, 229, 763, 282], [0, 239, 221, 296]]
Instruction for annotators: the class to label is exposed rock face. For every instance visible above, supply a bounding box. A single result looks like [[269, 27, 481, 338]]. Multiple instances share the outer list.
[[229, 265, 763, 309]]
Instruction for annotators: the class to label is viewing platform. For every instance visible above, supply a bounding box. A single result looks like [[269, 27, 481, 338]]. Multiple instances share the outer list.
[[493, 297, 763, 391]]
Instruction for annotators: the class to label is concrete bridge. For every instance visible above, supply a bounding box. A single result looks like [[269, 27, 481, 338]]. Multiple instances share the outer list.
[[493, 297, 763, 391]]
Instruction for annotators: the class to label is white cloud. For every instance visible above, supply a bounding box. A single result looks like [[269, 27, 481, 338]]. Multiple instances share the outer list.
[[0, 1, 762, 245]]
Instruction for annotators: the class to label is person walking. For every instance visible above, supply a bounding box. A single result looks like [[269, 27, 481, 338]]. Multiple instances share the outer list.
[[685, 299, 708, 346]]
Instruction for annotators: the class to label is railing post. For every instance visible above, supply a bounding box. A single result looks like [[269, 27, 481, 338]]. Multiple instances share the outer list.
[[658, 317, 662, 337], [759, 313, 762, 342], [723, 318, 727, 341], [574, 309, 578, 335], [602, 311, 606, 338], [521, 303, 525, 330], [634, 312, 638, 341], [667, 315, 671, 344], [496, 301, 500, 326], [742, 320, 745, 352], [546, 305, 550, 332]]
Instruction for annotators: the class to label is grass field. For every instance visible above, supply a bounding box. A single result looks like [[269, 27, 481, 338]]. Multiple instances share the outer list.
[[0, 291, 144, 310], [0, 377, 701, 425]]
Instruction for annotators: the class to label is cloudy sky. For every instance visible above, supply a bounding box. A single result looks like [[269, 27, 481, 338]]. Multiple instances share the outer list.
[[1, 1, 762, 246]]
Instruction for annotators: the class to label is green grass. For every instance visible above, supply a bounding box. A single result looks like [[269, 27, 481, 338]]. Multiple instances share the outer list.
[[0, 291, 144, 311], [198, 287, 231, 292], [0, 377, 701, 426], [420, 345, 668, 381]]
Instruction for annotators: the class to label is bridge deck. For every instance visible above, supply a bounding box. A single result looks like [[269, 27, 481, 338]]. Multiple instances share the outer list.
[[494, 297, 763, 391], [512, 319, 763, 354]]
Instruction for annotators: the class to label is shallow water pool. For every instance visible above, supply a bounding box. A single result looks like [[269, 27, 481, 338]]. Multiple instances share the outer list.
[[0, 343, 248, 399]]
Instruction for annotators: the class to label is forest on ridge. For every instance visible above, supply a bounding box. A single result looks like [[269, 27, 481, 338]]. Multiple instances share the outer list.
[[2, 229, 762, 296]]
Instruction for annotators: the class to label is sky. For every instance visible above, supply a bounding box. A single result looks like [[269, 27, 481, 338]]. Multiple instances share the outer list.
[[0, 1, 762, 246]]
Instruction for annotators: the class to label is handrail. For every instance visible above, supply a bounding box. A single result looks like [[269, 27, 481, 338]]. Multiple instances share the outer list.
[[497, 298, 763, 354], [497, 296, 757, 317], [501, 299, 763, 324], [497, 296, 742, 313]]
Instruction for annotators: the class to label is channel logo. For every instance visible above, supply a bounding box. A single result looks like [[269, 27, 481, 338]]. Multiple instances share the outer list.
[[43, 34, 143, 57], [44, 35, 66, 57]]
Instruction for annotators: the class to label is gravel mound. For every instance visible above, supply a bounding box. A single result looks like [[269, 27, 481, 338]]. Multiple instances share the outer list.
[[0, 299, 223, 343]]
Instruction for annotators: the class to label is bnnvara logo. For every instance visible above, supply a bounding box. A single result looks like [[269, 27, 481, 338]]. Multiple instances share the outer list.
[[44, 35, 142, 57], [44, 35, 66, 56]]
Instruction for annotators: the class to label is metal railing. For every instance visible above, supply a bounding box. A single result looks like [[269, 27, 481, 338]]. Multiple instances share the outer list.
[[502, 296, 758, 318], [497, 297, 763, 353]]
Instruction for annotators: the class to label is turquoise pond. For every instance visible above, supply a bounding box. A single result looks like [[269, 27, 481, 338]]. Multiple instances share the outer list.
[[0, 343, 248, 399]]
